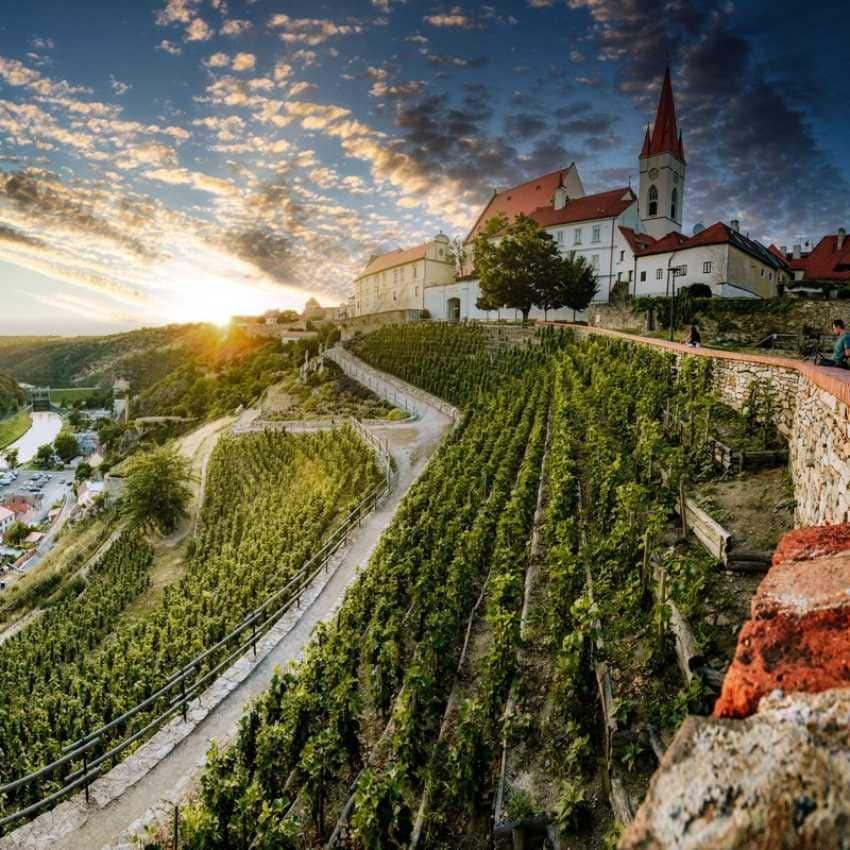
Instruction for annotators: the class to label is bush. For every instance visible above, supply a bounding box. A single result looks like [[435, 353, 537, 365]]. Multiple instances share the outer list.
[[684, 283, 712, 299], [4, 521, 30, 547]]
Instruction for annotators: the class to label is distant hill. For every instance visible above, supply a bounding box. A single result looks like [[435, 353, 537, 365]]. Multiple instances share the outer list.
[[0, 324, 268, 393], [0, 373, 24, 417]]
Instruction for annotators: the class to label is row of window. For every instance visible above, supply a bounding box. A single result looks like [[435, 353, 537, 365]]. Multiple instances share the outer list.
[[362, 263, 420, 289], [556, 224, 603, 246]]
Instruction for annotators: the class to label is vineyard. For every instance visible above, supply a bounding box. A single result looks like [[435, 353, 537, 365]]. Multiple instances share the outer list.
[[158, 324, 789, 850], [0, 426, 381, 826]]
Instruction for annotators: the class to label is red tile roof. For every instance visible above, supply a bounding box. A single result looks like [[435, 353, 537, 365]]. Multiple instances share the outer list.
[[641, 66, 685, 162], [357, 243, 429, 279], [465, 167, 578, 241], [530, 187, 637, 229], [768, 244, 791, 268], [619, 226, 658, 254], [635, 221, 782, 269], [788, 234, 850, 281]]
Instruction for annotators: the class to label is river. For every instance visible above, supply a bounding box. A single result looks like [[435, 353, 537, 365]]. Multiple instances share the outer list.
[[1, 411, 63, 466]]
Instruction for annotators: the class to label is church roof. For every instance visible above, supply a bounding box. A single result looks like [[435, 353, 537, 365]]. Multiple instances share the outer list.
[[530, 187, 637, 228], [465, 166, 579, 241], [788, 234, 850, 281], [641, 67, 685, 162]]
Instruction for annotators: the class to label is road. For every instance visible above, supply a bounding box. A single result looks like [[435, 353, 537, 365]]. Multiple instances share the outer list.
[[0, 412, 62, 467], [0, 355, 457, 850]]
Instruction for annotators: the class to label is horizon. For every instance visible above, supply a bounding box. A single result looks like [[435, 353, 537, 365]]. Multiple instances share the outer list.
[[2, 0, 849, 335]]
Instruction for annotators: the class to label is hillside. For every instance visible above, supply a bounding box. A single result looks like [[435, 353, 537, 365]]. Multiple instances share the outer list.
[[0, 324, 269, 393], [0, 373, 24, 417]]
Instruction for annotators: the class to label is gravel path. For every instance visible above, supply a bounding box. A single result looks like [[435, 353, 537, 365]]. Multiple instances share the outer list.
[[1, 355, 455, 850]]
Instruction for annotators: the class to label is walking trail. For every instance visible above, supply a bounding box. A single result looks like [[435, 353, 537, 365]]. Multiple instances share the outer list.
[[1, 352, 455, 850]]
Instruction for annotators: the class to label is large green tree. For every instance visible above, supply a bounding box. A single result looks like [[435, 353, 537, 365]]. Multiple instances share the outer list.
[[473, 213, 565, 322], [54, 432, 79, 463], [122, 446, 194, 535], [555, 254, 599, 318]]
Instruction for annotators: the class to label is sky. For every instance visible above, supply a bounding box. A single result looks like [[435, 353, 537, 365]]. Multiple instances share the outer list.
[[0, 0, 848, 336]]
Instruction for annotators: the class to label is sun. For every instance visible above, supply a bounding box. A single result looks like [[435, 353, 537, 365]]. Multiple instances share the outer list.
[[156, 262, 278, 326]]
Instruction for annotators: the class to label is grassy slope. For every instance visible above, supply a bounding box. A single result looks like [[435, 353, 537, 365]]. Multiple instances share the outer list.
[[0, 410, 32, 450]]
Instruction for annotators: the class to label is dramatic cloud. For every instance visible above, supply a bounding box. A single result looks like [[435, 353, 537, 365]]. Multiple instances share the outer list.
[[267, 14, 364, 46]]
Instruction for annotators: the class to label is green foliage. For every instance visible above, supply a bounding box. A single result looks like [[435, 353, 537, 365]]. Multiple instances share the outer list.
[[54, 431, 79, 463], [0, 410, 31, 451], [122, 446, 194, 534], [4, 521, 30, 547], [75, 462, 93, 482], [0, 428, 380, 819], [0, 373, 25, 417], [34, 443, 56, 468]]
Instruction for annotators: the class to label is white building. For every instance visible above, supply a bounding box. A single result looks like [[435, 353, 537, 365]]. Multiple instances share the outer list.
[[0, 505, 14, 540], [633, 222, 789, 299], [352, 235, 456, 317]]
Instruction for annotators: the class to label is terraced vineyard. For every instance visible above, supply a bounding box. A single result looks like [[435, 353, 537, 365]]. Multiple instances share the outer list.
[[160, 325, 788, 850], [0, 426, 381, 826]]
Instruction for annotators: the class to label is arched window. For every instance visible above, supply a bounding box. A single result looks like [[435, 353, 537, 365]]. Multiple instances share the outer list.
[[671, 187, 678, 220], [648, 184, 658, 217]]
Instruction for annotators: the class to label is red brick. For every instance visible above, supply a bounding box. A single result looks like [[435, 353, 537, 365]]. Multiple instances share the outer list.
[[714, 608, 850, 718], [771, 524, 850, 566], [754, 554, 850, 618]]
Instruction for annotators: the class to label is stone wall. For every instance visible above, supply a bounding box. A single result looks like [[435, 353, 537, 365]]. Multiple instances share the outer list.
[[587, 297, 850, 342]]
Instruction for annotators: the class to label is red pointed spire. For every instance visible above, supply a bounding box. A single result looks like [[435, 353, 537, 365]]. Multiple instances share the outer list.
[[641, 66, 685, 162]]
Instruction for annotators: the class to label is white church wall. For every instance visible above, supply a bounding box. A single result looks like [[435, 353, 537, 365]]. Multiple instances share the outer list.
[[424, 279, 589, 323]]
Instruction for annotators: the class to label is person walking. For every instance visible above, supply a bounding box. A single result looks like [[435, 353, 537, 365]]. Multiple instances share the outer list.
[[815, 319, 850, 368]]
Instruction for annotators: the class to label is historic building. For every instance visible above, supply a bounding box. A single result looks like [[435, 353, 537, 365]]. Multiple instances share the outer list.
[[351, 234, 455, 317], [351, 67, 787, 322]]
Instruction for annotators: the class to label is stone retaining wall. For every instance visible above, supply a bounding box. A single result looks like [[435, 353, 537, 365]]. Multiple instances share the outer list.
[[620, 525, 850, 850]]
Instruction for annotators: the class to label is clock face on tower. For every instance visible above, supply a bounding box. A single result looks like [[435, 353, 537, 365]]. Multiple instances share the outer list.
[[648, 168, 659, 180]]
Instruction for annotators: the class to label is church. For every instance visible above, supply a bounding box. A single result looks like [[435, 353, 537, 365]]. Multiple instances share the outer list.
[[352, 69, 788, 323]]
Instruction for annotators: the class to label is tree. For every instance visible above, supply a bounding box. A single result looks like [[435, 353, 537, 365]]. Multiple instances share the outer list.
[[35, 443, 55, 469], [54, 432, 79, 463], [3, 448, 18, 469], [75, 462, 93, 483], [473, 213, 564, 322], [556, 254, 599, 319], [122, 446, 194, 535], [4, 521, 30, 547]]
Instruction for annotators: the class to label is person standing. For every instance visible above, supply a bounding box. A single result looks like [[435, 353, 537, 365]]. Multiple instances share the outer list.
[[815, 319, 850, 368], [683, 322, 701, 347]]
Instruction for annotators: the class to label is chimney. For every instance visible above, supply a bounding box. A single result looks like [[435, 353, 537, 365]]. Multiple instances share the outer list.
[[780, 245, 788, 256], [838, 227, 847, 251], [730, 219, 740, 233], [553, 186, 569, 210], [793, 244, 801, 259]]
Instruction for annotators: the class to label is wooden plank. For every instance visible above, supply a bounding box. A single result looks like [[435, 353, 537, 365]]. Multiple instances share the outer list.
[[680, 497, 732, 563]]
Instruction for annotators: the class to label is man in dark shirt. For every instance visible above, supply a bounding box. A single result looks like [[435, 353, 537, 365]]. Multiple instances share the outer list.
[[816, 319, 850, 368]]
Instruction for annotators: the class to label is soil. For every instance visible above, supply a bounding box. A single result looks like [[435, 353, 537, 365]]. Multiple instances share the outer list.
[[694, 465, 795, 552]]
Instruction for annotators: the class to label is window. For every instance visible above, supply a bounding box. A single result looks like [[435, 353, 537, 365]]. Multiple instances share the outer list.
[[628, 270, 633, 282], [591, 254, 599, 270], [671, 187, 678, 220], [412, 265, 417, 278], [769, 272, 773, 281], [656, 268, 663, 280], [617, 272, 622, 282], [557, 230, 564, 243], [393, 291, 397, 302], [703, 261, 712, 274], [648, 184, 658, 217], [592, 225, 601, 243], [640, 270, 647, 282], [619, 250, 625, 262], [680, 264, 688, 275], [761, 268, 765, 278], [414, 286, 419, 296], [574, 228, 582, 245]]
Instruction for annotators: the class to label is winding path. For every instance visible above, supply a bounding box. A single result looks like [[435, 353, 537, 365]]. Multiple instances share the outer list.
[[1, 353, 456, 850]]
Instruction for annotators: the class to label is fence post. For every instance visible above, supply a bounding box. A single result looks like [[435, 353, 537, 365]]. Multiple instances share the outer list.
[[83, 750, 90, 806], [173, 804, 180, 850]]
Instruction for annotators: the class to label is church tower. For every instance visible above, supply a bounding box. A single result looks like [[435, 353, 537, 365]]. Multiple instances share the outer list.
[[639, 67, 686, 239]]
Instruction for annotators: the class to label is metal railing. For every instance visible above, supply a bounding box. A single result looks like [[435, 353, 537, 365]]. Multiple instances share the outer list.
[[0, 427, 393, 834]]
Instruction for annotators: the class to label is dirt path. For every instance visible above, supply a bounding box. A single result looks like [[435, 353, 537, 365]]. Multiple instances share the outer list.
[[2, 356, 455, 850]]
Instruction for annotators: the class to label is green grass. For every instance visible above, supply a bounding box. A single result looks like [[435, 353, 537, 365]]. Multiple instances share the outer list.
[[0, 410, 32, 450], [49, 387, 98, 403]]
